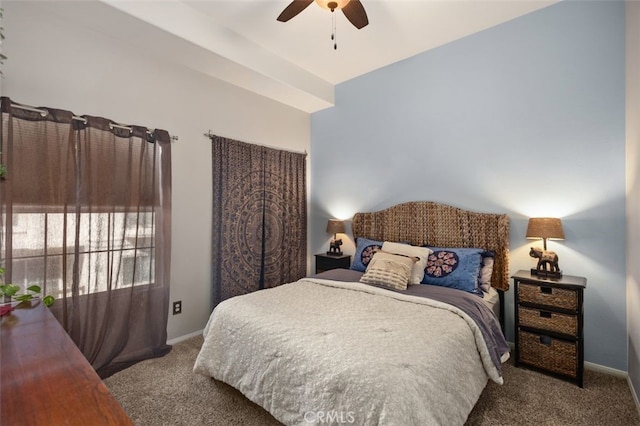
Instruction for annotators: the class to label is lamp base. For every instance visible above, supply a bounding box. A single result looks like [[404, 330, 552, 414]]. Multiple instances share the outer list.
[[530, 268, 563, 278], [326, 251, 344, 256]]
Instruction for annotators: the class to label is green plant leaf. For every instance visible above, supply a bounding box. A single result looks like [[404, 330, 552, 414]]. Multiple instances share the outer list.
[[14, 294, 34, 302], [26, 285, 42, 294], [43, 295, 55, 307], [0, 266, 5, 275], [0, 284, 20, 296]]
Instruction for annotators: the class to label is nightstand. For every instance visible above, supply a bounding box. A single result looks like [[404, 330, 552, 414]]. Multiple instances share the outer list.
[[314, 253, 351, 274], [513, 269, 586, 387]]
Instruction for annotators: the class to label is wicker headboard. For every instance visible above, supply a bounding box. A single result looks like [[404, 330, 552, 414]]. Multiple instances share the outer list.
[[351, 201, 510, 292]]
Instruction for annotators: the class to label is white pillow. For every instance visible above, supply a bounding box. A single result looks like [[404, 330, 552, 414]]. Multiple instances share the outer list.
[[381, 241, 432, 285], [479, 255, 494, 292]]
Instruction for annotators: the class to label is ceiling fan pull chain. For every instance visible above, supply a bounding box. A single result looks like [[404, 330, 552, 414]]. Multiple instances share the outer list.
[[332, 10, 337, 50]]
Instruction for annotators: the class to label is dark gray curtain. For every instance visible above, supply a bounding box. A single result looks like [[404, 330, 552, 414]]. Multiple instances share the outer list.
[[211, 135, 306, 306], [0, 97, 172, 378]]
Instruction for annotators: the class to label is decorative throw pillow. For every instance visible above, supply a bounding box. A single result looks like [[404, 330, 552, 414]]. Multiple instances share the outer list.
[[478, 251, 495, 292], [359, 251, 416, 291], [351, 237, 383, 272], [421, 247, 485, 295], [381, 241, 432, 285]]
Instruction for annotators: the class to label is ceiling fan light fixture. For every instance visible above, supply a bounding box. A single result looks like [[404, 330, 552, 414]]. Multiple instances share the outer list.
[[277, 0, 368, 31], [315, 0, 350, 11]]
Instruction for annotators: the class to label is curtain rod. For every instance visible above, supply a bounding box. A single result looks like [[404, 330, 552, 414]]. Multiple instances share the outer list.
[[9, 102, 179, 142], [203, 130, 307, 156]]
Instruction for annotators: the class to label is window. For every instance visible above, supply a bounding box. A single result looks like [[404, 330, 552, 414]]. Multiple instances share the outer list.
[[10, 211, 156, 299]]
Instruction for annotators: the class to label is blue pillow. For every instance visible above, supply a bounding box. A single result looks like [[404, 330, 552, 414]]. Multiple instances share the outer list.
[[350, 237, 383, 272], [421, 247, 485, 295]]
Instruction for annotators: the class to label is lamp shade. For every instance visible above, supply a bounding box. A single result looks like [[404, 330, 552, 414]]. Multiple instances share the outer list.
[[326, 219, 345, 235], [526, 218, 565, 240]]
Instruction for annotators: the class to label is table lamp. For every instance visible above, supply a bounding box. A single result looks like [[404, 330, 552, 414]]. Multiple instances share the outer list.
[[326, 219, 345, 256], [526, 217, 565, 277]]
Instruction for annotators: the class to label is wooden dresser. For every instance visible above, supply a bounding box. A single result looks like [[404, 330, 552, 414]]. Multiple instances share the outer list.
[[1, 300, 133, 425]]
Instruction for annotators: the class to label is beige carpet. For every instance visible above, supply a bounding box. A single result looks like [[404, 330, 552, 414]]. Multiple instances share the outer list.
[[104, 336, 640, 425]]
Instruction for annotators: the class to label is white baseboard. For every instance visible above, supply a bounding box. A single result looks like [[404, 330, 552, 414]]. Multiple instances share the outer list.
[[167, 329, 203, 346], [629, 376, 640, 417], [584, 361, 628, 378]]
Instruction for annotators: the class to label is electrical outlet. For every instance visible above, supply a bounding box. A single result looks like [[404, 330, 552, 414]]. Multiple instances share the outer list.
[[172, 301, 182, 315]]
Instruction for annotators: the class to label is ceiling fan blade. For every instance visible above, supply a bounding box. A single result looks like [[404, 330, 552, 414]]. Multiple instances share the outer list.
[[277, 0, 314, 22], [342, 0, 368, 29]]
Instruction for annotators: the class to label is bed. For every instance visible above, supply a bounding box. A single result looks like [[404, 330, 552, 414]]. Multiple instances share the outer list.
[[194, 201, 511, 425]]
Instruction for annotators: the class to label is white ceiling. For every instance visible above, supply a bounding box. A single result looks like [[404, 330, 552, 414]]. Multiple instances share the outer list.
[[54, 0, 557, 112]]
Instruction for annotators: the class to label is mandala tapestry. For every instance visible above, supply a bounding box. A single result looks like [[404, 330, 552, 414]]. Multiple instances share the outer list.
[[210, 135, 307, 306]]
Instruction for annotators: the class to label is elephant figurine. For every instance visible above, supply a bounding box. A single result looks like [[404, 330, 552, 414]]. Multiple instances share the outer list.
[[529, 247, 561, 275], [329, 238, 343, 255]]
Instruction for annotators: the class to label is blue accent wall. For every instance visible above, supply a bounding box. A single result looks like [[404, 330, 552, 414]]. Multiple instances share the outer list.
[[311, 1, 626, 369]]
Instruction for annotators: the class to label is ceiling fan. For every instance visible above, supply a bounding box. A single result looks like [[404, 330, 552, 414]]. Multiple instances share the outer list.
[[277, 0, 369, 30]]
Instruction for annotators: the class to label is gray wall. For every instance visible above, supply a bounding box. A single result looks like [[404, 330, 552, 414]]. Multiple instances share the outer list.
[[626, 0, 640, 405], [3, 1, 311, 341], [311, 1, 627, 370]]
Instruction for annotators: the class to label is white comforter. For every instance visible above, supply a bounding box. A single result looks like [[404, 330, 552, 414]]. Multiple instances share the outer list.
[[193, 278, 507, 426]]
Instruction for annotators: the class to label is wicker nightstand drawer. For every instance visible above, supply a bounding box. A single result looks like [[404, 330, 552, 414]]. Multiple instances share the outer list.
[[518, 283, 577, 310], [518, 330, 577, 378], [518, 306, 578, 336], [512, 270, 586, 387]]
